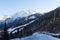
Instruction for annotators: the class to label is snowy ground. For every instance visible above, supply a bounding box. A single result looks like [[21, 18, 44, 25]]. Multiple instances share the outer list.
[[11, 32, 60, 40]]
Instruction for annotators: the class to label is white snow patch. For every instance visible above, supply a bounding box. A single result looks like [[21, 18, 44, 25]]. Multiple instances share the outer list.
[[29, 16, 36, 19]]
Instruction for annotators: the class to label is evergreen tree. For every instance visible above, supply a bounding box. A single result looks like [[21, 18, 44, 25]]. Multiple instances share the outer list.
[[2, 20, 9, 40]]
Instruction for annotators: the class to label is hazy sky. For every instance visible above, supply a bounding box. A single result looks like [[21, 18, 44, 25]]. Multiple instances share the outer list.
[[0, 0, 60, 16]]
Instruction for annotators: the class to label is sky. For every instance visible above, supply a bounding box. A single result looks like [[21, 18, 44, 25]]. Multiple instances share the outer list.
[[0, 0, 60, 16]]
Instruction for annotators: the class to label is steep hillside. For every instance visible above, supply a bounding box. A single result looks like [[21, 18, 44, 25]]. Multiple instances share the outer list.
[[9, 7, 60, 38]]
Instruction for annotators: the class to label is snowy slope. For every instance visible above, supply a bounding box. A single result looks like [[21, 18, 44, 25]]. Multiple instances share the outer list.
[[8, 19, 36, 34], [11, 32, 60, 40]]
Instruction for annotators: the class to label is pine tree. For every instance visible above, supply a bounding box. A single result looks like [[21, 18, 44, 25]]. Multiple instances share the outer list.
[[2, 20, 9, 40]]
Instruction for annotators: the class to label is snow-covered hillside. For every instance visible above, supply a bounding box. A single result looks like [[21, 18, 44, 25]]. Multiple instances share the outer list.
[[11, 32, 60, 40], [8, 19, 36, 34], [0, 10, 38, 29], [0, 10, 36, 22]]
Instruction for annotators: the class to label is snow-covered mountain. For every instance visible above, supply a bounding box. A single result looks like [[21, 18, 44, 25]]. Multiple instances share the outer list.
[[12, 10, 36, 20], [7, 7, 60, 39], [1, 7, 60, 40], [0, 10, 36, 21], [0, 10, 41, 29]]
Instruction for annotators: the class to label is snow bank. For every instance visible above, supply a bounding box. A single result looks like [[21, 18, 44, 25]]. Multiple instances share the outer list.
[[11, 33, 60, 40]]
